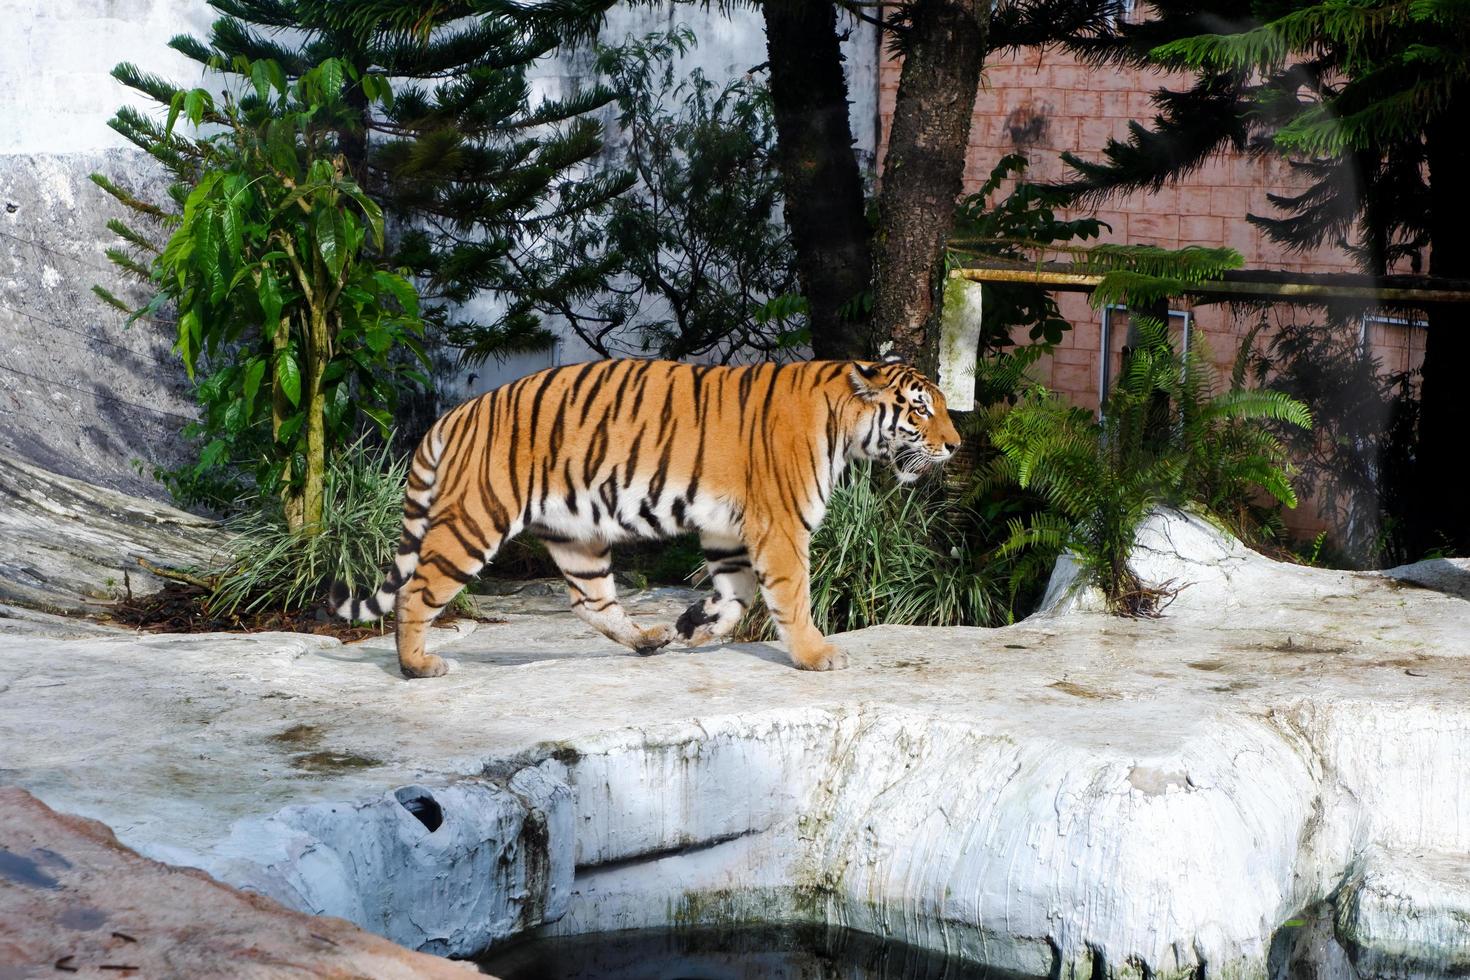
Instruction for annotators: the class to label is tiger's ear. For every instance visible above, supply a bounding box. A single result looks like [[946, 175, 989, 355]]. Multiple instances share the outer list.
[[849, 362, 885, 401]]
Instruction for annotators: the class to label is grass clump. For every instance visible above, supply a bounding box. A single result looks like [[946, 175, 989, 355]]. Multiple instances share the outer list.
[[209, 438, 410, 616]]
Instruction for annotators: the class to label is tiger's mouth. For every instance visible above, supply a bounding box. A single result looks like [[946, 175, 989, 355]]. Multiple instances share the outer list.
[[890, 445, 952, 484]]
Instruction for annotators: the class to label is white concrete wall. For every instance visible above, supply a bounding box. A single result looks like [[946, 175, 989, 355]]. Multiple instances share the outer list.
[[0, 0, 216, 154]]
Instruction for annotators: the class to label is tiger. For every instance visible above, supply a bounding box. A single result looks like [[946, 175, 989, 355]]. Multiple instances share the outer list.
[[331, 357, 961, 678]]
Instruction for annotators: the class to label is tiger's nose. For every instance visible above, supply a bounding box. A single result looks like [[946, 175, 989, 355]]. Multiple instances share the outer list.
[[943, 441, 960, 454]]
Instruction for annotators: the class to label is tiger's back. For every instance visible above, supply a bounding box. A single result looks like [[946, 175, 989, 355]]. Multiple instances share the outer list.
[[333, 358, 959, 678]]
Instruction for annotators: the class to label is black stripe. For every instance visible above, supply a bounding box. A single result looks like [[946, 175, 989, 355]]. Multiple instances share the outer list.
[[566, 360, 601, 402], [426, 555, 476, 584], [578, 361, 616, 426], [442, 514, 483, 553], [609, 360, 638, 420], [563, 566, 612, 581], [639, 500, 666, 536], [629, 363, 652, 417], [621, 430, 644, 488], [585, 425, 609, 481], [703, 546, 747, 561]]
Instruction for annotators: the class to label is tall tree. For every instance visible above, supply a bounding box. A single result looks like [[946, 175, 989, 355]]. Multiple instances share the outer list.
[[759, 0, 1119, 371], [762, 0, 872, 360], [1054, 0, 1470, 553]]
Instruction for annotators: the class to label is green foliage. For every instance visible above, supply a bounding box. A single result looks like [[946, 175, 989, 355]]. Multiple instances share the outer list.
[[948, 154, 1110, 347], [1149, 0, 1469, 159], [552, 29, 807, 361], [984, 320, 1312, 614], [158, 0, 633, 366], [97, 56, 427, 527], [209, 437, 412, 614]]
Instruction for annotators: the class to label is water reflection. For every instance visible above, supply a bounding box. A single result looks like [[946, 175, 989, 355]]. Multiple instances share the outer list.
[[477, 925, 1041, 980]]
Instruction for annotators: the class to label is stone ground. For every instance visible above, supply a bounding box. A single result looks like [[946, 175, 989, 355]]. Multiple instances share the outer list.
[[2, 489, 1469, 977]]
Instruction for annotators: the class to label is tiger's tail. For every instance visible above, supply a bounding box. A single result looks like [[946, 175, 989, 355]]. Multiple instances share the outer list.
[[329, 421, 446, 621]]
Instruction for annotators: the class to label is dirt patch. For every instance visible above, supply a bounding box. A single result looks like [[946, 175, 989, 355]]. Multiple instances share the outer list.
[[101, 581, 474, 642], [1256, 636, 1350, 655], [269, 724, 324, 749], [290, 750, 381, 775], [1048, 680, 1121, 700]]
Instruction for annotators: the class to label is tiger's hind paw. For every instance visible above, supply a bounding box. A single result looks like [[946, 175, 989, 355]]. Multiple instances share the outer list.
[[632, 624, 675, 656]]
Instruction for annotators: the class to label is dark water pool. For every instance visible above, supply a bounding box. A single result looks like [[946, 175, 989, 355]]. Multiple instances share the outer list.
[[476, 925, 1041, 979]]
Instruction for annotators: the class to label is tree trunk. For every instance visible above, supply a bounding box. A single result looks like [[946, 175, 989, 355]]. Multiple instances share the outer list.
[[871, 0, 989, 378], [302, 308, 330, 533], [762, 0, 873, 360], [1412, 106, 1470, 553], [273, 314, 305, 533]]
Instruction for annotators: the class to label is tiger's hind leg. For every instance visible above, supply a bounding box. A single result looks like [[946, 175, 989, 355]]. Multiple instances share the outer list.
[[545, 539, 674, 655], [675, 534, 757, 647], [395, 516, 501, 678]]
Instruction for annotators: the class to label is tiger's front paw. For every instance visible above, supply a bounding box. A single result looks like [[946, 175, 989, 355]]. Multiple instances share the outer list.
[[792, 643, 848, 672], [401, 653, 450, 679]]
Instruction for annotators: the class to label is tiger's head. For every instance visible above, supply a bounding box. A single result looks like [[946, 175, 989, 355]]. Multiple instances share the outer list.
[[847, 356, 962, 483]]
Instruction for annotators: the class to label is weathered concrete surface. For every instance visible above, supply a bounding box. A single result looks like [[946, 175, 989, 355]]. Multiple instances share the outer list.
[[0, 454, 224, 611], [0, 786, 477, 978], [2, 510, 1468, 978]]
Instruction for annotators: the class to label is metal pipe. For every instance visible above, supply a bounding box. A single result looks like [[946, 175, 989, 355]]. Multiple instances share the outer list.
[[948, 267, 1470, 305]]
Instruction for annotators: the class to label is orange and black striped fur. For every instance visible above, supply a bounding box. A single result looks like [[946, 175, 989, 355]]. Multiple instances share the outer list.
[[331, 358, 960, 678]]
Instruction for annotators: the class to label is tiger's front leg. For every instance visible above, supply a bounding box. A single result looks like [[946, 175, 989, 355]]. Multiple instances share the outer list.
[[544, 539, 674, 655], [675, 535, 757, 647], [748, 527, 848, 672]]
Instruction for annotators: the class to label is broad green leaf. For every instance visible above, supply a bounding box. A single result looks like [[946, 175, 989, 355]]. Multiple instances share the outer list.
[[242, 358, 267, 413], [198, 438, 229, 470], [165, 91, 183, 138], [223, 397, 249, 434], [276, 411, 305, 446], [315, 207, 347, 277], [365, 324, 392, 353], [275, 349, 302, 407], [374, 270, 419, 314], [250, 59, 272, 102], [258, 266, 283, 328], [361, 404, 393, 434], [183, 88, 209, 127]]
